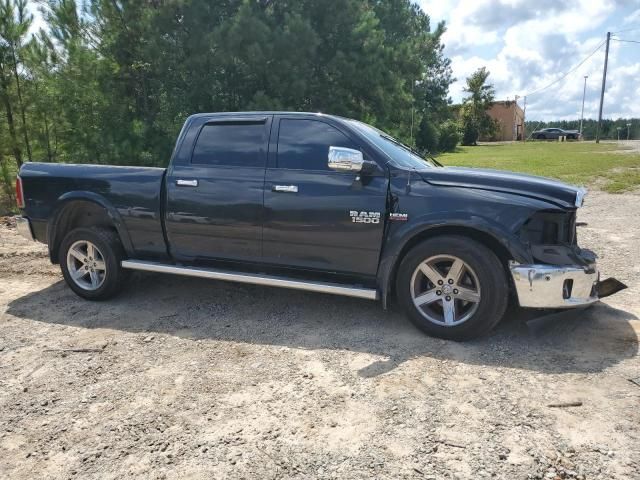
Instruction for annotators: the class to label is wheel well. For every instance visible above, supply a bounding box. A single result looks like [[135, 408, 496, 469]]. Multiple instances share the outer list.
[[387, 226, 514, 298], [50, 201, 118, 263]]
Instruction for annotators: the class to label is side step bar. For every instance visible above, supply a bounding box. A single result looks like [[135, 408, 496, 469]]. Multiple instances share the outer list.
[[121, 260, 378, 300]]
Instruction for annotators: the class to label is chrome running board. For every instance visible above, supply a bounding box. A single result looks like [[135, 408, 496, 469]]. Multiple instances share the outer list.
[[121, 260, 378, 300]]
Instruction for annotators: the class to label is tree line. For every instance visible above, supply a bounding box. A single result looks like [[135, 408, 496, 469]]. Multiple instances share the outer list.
[[0, 0, 455, 186], [4, 0, 628, 215]]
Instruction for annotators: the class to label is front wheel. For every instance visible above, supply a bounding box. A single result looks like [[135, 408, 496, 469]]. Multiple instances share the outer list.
[[536, 134, 546, 140], [59, 227, 128, 300], [396, 235, 508, 340]]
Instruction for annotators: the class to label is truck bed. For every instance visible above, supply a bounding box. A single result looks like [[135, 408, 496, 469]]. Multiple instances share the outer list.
[[19, 162, 168, 259]]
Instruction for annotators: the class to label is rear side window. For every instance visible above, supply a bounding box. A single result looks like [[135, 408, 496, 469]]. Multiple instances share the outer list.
[[192, 122, 266, 167], [277, 119, 358, 170]]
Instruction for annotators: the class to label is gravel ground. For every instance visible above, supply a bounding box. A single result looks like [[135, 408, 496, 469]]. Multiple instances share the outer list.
[[0, 190, 639, 479]]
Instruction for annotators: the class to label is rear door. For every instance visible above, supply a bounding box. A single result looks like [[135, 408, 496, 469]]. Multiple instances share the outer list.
[[262, 116, 388, 277], [165, 115, 271, 262]]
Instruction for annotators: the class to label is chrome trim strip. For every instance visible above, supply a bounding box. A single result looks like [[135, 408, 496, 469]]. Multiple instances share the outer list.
[[509, 262, 599, 309], [15, 216, 35, 242], [121, 260, 378, 300]]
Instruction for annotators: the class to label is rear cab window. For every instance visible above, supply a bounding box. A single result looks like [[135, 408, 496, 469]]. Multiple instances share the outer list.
[[192, 121, 267, 167]]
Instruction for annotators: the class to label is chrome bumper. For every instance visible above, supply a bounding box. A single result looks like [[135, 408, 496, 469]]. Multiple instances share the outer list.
[[15, 216, 35, 242], [510, 262, 599, 309]]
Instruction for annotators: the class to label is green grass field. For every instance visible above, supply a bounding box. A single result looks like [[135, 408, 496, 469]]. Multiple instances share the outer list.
[[437, 141, 640, 193]]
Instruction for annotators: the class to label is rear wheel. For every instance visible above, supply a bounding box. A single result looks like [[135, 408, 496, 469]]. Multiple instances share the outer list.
[[396, 235, 508, 340], [59, 227, 128, 300]]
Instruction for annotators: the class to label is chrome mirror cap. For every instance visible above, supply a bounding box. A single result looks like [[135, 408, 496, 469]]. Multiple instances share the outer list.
[[328, 146, 364, 172]]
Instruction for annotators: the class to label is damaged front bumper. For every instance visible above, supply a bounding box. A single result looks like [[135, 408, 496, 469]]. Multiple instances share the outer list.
[[509, 262, 626, 309]]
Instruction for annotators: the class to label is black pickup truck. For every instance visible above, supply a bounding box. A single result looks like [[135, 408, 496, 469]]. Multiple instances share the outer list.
[[15, 112, 625, 340]]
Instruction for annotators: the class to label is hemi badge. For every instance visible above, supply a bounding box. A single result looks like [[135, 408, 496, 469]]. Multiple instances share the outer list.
[[389, 213, 408, 221]]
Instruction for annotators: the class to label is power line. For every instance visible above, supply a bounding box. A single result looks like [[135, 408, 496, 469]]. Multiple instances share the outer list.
[[612, 26, 640, 34], [612, 38, 640, 44], [522, 40, 606, 98]]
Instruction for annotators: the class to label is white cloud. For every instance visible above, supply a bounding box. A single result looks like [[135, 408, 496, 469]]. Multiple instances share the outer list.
[[623, 8, 640, 23], [419, 0, 640, 120]]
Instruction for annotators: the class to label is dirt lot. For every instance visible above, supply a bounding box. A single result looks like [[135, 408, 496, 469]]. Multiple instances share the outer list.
[[1, 190, 639, 479]]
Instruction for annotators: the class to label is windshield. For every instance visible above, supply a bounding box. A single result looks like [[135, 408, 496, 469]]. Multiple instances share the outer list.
[[347, 120, 437, 170]]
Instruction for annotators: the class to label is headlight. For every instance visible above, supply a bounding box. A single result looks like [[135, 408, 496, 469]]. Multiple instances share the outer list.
[[575, 188, 587, 208], [520, 210, 577, 245]]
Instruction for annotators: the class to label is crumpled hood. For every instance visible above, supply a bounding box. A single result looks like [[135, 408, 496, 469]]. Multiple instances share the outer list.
[[419, 167, 581, 208]]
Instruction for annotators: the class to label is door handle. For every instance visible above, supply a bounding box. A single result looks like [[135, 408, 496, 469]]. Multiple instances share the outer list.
[[176, 179, 198, 187], [272, 185, 298, 193]]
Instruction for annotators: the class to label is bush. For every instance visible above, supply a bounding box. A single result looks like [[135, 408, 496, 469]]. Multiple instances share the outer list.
[[438, 121, 460, 152], [416, 118, 439, 153], [461, 120, 479, 146]]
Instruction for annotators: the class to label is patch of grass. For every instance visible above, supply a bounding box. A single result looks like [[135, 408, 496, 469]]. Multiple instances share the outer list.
[[602, 168, 640, 193], [437, 141, 640, 192]]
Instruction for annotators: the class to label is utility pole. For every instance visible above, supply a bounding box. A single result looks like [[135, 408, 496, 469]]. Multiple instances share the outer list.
[[513, 95, 519, 141], [596, 32, 611, 143], [627, 122, 632, 140], [522, 96, 527, 142], [580, 75, 588, 137]]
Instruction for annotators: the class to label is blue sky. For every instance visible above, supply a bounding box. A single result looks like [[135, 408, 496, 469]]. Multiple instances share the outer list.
[[418, 0, 640, 120]]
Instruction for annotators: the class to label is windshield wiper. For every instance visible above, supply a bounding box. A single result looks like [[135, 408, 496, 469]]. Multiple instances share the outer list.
[[424, 152, 443, 167], [380, 134, 441, 167]]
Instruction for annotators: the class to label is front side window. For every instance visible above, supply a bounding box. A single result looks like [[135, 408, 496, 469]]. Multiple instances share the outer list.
[[192, 122, 266, 167], [277, 119, 358, 170]]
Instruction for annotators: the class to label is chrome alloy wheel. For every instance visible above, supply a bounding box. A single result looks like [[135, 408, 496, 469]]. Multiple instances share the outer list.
[[410, 255, 481, 327], [66, 240, 106, 291]]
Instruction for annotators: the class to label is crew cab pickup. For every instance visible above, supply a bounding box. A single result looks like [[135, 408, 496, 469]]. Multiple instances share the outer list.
[[15, 112, 626, 340]]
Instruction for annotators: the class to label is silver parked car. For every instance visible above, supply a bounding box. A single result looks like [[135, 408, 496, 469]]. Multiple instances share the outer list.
[[532, 128, 581, 140]]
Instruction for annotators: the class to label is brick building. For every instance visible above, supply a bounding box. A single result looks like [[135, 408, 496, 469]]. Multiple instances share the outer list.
[[485, 100, 525, 141]]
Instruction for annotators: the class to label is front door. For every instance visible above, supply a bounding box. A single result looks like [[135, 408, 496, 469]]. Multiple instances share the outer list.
[[263, 116, 388, 277], [165, 115, 271, 262]]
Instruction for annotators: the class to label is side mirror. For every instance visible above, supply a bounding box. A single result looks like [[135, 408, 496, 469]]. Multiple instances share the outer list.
[[328, 146, 364, 172]]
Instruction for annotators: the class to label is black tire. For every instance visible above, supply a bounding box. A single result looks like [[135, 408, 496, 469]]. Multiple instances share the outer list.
[[396, 235, 508, 341], [59, 227, 128, 300], [536, 134, 546, 140]]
